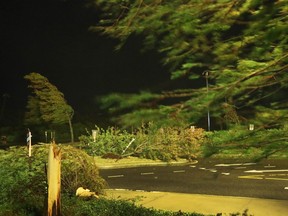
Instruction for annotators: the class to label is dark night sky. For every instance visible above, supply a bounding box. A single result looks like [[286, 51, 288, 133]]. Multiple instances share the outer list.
[[0, 0, 174, 122]]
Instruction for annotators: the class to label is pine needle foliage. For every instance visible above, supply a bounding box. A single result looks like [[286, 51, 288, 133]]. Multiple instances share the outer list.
[[203, 126, 288, 160], [90, 0, 288, 131], [24, 72, 75, 143]]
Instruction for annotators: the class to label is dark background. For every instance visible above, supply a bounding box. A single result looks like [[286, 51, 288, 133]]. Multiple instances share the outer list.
[[0, 0, 173, 124]]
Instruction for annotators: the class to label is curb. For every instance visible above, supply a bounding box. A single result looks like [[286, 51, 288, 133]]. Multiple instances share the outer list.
[[98, 160, 198, 169]]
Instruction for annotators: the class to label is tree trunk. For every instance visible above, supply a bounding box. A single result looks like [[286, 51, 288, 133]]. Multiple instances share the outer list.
[[68, 117, 74, 143]]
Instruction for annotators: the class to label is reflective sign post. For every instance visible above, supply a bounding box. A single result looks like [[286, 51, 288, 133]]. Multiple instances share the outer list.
[[27, 128, 32, 157]]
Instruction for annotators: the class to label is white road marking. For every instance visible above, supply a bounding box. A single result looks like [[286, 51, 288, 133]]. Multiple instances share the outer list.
[[189, 165, 196, 168], [108, 175, 124, 178], [285, 187, 288, 190], [269, 174, 288, 177], [141, 172, 154, 175], [215, 163, 256, 167], [245, 169, 288, 173], [199, 167, 217, 172], [222, 172, 230, 175], [265, 177, 288, 181], [239, 173, 288, 181], [173, 170, 185, 173]]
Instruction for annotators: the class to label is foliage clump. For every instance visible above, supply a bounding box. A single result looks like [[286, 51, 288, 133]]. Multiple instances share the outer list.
[[80, 123, 288, 162], [79, 123, 205, 162], [0, 144, 106, 215], [90, 0, 288, 131], [202, 126, 288, 160]]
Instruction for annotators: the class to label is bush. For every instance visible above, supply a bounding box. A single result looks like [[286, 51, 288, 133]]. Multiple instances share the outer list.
[[0, 144, 107, 215], [79, 124, 205, 162], [79, 126, 135, 156]]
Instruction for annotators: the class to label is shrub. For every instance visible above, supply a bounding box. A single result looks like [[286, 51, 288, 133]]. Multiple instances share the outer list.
[[0, 144, 107, 215], [79, 126, 135, 156], [79, 124, 205, 162]]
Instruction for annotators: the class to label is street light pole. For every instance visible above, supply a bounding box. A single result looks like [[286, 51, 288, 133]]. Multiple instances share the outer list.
[[203, 71, 211, 131]]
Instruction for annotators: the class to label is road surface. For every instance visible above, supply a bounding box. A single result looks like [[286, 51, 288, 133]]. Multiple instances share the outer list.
[[100, 158, 288, 200]]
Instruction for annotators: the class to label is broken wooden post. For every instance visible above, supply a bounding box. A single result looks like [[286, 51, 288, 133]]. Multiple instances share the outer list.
[[47, 143, 61, 216]]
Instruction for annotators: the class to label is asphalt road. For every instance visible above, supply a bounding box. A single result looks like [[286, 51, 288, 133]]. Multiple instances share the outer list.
[[100, 158, 288, 200]]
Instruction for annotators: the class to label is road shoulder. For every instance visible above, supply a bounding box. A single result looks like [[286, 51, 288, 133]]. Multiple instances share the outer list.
[[105, 189, 288, 216]]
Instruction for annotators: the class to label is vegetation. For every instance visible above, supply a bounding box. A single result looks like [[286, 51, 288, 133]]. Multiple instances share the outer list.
[[0, 143, 256, 216], [79, 123, 288, 162], [203, 125, 288, 160], [0, 145, 106, 215], [24, 72, 75, 143], [79, 123, 205, 162], [62, 197, 208, 216], [1, 1, 287, 215], [89, 0, 288, 132]]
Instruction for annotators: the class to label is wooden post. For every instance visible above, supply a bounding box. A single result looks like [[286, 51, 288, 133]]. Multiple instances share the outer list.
[[47, 144, 61, 216]]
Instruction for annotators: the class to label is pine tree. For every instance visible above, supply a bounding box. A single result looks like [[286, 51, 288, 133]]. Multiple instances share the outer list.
[[24, 72, 75, 143]]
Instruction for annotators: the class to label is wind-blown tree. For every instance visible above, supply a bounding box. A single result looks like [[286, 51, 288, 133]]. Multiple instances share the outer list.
[[89, 0, 288, 130], [24, 72, 75, 143]]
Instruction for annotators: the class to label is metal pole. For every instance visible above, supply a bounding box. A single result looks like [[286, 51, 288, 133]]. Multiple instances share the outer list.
[[204, 71, 211, 131]]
